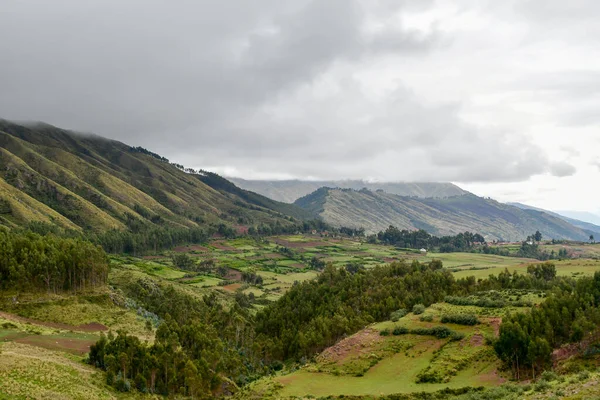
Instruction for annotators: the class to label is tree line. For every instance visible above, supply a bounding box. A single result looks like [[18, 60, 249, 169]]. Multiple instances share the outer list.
[[372, 226, 486, 252], [0, 229, 108, 293]]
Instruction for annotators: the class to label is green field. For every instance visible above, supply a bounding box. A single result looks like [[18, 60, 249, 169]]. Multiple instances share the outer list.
[[247, 302, 506, 399]]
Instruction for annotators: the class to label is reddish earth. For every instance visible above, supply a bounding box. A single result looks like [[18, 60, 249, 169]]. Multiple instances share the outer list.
[[211, 241, 238, 251], [234, 225, 249, 235], [383, 257, 397, 263], [470, 334, 484, 347], [222, 283, 242, 292], [142, 255, 164, 260], [272, 239, 328, 248], [0, 311, 108, 332], [14, 336, 96, 355], [479, 368, 506, 385], [319, 328, 383, 363], [488, 317, 501, 337], [262, 253, 285, 260], [290, 263, 306, 268], [224, 268, 242, 280], [173, 244, 210, 253], [553, 343, 582, 365]]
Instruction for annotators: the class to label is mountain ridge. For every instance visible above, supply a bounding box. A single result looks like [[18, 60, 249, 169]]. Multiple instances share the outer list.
[[228, 177, 468, 203], [0, 119, 307, 232], [508, 202, 600, 237], [295, 187, 593, 241]]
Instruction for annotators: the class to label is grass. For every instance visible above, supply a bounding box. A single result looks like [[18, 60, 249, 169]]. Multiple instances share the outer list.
[[253, 302, 504, 399], [0, 342, 115, 399], [452, 258, 600, 279]]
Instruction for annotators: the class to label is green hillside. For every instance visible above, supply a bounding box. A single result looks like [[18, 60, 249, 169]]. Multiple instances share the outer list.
[[295, 187, 592, 241], [229, 177, 468, 203], [0, 120, 307, 232]]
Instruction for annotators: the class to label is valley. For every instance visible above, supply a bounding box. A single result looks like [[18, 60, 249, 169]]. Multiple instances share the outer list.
[[2, 229, 600, 399]]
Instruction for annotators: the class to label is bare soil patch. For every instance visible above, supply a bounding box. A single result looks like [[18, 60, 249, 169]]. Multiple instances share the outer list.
[[173, 244, 210, 253], [319, 328, 383, 363], [15, 336, 95, 355], [470, 334, 484, 347], [273, 238, 327, 248], [488, 317, 501, 337], [224, 268, 242, 280], [222, 283, 242, 292], [211, 241, 238, 251]]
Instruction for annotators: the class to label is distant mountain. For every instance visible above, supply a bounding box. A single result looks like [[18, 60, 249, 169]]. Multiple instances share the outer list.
[[555, 210, 600, 227], [228, 178, 468, 203], [295, 188, 593, 241], [508, 203, 600, 237], [0, 119, 307, 231]]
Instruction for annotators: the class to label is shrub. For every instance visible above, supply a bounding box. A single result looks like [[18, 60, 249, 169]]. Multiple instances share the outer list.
[[412, 326, 453, 339], [380, 329, 390, 336], [540, 370, 558, 382], [420, 314, 433, 322], [114, 378, 131, 392], [390, 308, 408, 322], [392, 326, 409, 336], [578, 370, 590, 381], [106, 371, 115, 386], [441, 314, 480, 326], [534, 379, 551, 392], [413, 304, 426, 315]]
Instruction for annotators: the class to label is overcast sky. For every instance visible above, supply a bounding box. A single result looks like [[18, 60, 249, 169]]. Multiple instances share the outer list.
[[1, 0, 599, 213]]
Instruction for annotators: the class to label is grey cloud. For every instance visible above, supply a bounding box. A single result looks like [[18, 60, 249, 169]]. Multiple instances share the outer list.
[[0, 0, 578, 183], [549, 162, 577, 177]]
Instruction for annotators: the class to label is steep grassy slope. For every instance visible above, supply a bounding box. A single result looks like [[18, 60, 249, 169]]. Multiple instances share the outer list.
[[509, 202, 600, 236], [295, 188, 592, 241], [229, 178, 468, 203], [0, 120, 306, 231]]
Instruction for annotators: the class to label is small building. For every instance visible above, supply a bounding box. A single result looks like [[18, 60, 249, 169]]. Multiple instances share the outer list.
[[420, 248, 427, 255]]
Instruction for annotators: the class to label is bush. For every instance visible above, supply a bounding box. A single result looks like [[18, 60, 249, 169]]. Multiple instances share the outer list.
[[380, 329, 390, 336], [412, 326, 453, 339], [578, 370, 590, 381], [540, 370, 558, 382], [441, 314, 480, 326], [420, 314, 433, 322], [114, 378, 131, 392], [390, 308, 408, 322], [106, 371, 115, 386], [392, 326, 409, 336], [534, 379, 551, 392], [413, 304, 426, 315]]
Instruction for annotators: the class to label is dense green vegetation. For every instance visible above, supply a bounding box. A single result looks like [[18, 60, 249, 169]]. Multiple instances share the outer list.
[[375, 225, 485, 252], [495, 271, 600, 379], [0, 229, 108, 293]]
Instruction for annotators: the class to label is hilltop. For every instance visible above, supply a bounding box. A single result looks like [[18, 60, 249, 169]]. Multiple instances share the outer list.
[[229, 177, 467, 203], [0, 120, 309, 232], [295, 187, 594, 241]]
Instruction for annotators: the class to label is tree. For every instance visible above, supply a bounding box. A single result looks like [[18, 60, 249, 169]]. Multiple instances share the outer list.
[[534, 230, 543, 242], [591, 235, 595, 244], [527, 337, 552, 379]]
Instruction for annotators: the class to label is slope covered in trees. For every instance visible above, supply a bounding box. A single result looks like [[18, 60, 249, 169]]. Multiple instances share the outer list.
[[0, 229, 108, 293], [294, 187, 592, 241], [0, 119, 305, 234]]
